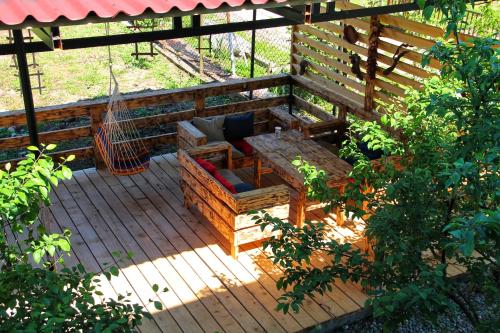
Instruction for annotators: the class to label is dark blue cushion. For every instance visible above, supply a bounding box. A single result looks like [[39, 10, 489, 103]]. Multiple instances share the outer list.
[[343, 142, 383, 166], [234, 182, 255, 193], [344, 157, 356, 166], [359, 142, 383, 160], [223, 112, 254, 141]]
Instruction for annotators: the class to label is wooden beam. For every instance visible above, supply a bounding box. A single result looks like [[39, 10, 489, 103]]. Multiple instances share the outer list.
[[0, 146, 94, 169], [292, 75, 381, 122], [365, 16, 381, 111], [0, 74, 290, 127], [201, 96, 288, 117], [0, 126, 90, 150], [292, 95, 335, 121]]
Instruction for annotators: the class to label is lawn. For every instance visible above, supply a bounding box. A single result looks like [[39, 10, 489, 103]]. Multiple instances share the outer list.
[[0, 23, 200, 111]]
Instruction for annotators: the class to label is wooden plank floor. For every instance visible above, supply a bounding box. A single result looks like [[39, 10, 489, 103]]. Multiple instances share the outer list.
[[46, 153, 465, 333]]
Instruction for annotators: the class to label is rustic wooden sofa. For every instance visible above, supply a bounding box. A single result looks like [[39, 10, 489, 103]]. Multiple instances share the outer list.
[[178, 142, 290, 258], [177, 107, 299, 168]]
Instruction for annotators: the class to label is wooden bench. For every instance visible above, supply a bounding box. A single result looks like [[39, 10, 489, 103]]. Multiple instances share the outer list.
[[301, 118, 349, 141], [177, 107, 299, 169], [178, 142, 290, 258]]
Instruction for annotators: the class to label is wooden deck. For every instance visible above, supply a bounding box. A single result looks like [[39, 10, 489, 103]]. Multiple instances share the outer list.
[[46, 153, 465, 333]]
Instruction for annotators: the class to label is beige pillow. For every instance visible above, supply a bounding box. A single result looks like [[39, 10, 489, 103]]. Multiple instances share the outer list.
[[192, 116, 225, 142]]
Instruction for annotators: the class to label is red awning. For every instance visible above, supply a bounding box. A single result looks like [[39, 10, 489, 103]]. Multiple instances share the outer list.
[[0, 0, 287, 27]]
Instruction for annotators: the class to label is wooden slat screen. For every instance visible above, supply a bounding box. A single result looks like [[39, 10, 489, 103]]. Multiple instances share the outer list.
[[290, 2, 456, 114]]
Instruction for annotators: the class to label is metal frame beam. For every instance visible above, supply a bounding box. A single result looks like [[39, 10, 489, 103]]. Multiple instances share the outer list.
[[265, 5, 306, 23], [249, 9, 257, 99], [310, 1, 420, 22], [13, 30, 39, 147], [0, 2, 422, 56], [0, 16, 296, 56]]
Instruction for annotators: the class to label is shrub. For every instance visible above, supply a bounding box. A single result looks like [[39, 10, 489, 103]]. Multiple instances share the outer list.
[[254, 1, 499, 330], [0, 145, 161, 332]]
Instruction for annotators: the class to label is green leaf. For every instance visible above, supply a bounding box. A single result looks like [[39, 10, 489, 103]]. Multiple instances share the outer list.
[[61, 166, 72, 179], [154, 301, 163, 310], [58, 239, 71, 252], [46, 144, 57, 151], [423, 5, 434, 20], [109, 266, 120, 277], [416, 0, 426, 9], [66, 154, 76, 162], [26, 146, 39, 151], [47, 245, 56, 256], [152, 284, 159, 293], [32, 250, 42, 264]]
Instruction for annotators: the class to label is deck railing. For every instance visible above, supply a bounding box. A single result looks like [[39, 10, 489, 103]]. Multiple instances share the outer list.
[[0, 74, 290, 167]]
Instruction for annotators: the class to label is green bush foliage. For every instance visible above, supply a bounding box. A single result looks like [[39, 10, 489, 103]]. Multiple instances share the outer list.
[[0, 146, 160, 332], [254, 1, 499, 330]]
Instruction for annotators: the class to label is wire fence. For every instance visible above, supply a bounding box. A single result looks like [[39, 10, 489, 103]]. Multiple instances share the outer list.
[[166, 9, 291, 81]]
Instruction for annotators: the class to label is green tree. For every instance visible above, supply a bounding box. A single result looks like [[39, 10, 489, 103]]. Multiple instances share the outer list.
[[255, 0, 499, 330], [0, 145, 164, 332]]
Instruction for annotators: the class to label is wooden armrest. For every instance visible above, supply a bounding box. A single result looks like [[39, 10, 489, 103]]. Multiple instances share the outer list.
[[187, 141, 231, 156], [177, 121, 208, 147], [269, 107, 299, 130], [186, 142, 233, 169], [234, 184, 289, 213]]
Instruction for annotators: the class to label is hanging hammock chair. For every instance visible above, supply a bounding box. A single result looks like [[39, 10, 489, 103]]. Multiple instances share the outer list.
[[95, 27, 150, 176]]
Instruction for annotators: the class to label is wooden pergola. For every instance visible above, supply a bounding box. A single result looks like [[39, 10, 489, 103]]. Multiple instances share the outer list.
[[0, 0, 422, 149], [1, 2, 480, 331]]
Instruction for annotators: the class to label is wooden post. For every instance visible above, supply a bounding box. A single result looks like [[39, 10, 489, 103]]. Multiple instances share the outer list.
[[199, 15, 204, 77], [338, 105, 348, 121], [295, 188, 306, 228], [336, 185, 346, 226], [231, 234, 239, 258], [253, 155, 262, 188], [290, 25, 298, 75], [90, 108, 105, 169], [194, 93, 205, 117], [364, 15, 381, 112], [249, 9, 257, 99]]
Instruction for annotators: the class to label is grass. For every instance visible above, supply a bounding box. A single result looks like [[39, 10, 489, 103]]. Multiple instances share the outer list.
[[184, 33, 285, 79], [235, 30, 290, 68], [0, 22, 198, 111]]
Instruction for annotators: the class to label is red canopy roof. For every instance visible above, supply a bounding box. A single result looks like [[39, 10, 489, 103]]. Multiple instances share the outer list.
[[0, 0, 287, 27]]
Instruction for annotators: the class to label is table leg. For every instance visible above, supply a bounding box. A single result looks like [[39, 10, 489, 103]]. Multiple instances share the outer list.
[[362, 181, 373, 220], [336, 185, 346, 226], [254, 155, 262, 188], [295, 189, 306, 228]]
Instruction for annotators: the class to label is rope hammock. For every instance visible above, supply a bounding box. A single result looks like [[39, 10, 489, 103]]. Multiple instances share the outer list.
[[94, 24, 150, 176]]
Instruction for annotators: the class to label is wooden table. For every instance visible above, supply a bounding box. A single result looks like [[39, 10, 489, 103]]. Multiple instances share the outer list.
[[245, 130, 352, 227]]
